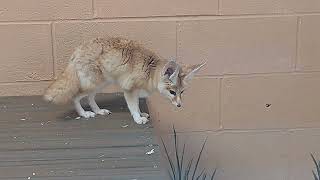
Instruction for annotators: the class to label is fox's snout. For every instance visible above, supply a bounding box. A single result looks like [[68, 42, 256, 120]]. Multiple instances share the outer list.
[[171, 100, 182, 108]]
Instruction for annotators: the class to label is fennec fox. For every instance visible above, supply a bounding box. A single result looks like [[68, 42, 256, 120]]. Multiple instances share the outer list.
[[44, 37, 205, 124]]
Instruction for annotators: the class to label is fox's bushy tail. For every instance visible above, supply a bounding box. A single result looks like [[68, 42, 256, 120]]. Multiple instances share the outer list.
[[43, 63, 80, 104]]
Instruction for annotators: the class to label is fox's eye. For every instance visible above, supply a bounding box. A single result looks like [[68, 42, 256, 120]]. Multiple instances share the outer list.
[[169, 90, 176, 96], [181, 90, 184, 94]]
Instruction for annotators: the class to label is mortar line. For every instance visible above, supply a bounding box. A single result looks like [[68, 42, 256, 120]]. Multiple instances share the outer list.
[[0, 12, 319, 24], [50, 22, 55, 78], [218, 0, 221, 15], [218, 77, 223, 130], [167, 127, 320, 135], [195, 70, 320, 79], [295, 16, 302, 71], [0, 80, 53, 85], [175, 21, 178, 61], [92, 0, 95, 18]]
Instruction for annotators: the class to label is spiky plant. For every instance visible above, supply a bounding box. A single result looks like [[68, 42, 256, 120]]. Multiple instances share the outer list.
[[311, 153, 320, 180], [160, 126, 216, 180]]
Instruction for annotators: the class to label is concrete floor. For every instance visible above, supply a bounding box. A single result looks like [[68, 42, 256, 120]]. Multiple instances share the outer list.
[[0, 94, 164, 180]]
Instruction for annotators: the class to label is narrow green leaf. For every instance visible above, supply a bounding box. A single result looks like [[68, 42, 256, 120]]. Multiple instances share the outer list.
[[318, 160, 320, 178], [180, 142, 186, 176], [195, 168, 206, 180], [173, 125, 181, 180], [191, 137, 208, 180], [184, 158, 194, 180], [311, 153, 320, 180], [202, 172, 207, 180], [167, 169, 174, 180], [161, 137, 176, 179], [210, 169, 217, 180], [313, 170, 319, 180]]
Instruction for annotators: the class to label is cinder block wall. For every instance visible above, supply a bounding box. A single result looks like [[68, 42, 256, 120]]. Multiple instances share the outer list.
[[0, 1, 320, 179]]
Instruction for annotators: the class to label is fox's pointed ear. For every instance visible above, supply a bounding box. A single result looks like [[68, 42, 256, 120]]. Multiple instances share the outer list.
[[183, 61, 206, 84], [161, 60, 179, 83]]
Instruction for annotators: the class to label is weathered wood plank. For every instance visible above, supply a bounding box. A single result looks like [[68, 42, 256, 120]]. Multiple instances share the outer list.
[[0, 94, 164, 179]]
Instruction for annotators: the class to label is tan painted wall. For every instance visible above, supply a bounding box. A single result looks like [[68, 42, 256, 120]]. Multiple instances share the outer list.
[[0, 1, 320, 179]]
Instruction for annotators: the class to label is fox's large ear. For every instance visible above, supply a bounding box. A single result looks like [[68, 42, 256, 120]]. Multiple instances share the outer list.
[[182, 62, 206, 84], [161, 60, 179, 84]]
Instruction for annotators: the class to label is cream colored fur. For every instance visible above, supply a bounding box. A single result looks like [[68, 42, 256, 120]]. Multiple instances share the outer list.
[[44, 37, 205, 124]]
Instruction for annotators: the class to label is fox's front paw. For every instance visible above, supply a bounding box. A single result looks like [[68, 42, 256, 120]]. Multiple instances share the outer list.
[[140, 113, 150, 118], [133, 116, 149, 125], [96, 109, 111, 115], [80, 111, 96, 118]]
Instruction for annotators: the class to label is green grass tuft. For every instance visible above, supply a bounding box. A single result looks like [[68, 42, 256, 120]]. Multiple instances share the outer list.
[[161, 125, 216, 180]]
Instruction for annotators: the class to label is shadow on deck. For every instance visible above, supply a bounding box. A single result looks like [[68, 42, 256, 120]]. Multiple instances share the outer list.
[[0, 93, 164, 180]]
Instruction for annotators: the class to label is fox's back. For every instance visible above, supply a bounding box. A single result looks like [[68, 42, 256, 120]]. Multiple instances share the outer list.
[[72, 37, 162, 91]]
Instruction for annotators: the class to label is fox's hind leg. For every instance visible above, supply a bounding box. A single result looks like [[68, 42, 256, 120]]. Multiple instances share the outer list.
[[74, 94, 96, 118], [74, 59, 106, 117], [71, 39, 106, 118]]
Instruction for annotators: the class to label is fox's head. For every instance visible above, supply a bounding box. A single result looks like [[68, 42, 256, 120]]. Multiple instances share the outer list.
[[158, 60, 206, 108]]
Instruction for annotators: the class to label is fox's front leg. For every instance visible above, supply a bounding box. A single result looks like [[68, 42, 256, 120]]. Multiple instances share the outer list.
[[140, 112, 150, 118], [124, 90, 149, 124], [88, 93, 111, 115], [73, 94, 96, 118]]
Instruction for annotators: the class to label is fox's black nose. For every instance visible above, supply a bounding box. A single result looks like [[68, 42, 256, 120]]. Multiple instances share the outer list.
[[177, 104, 181, 108]]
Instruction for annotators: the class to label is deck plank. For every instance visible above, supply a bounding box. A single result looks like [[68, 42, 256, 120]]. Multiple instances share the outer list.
[[0, 94, 163, 179]]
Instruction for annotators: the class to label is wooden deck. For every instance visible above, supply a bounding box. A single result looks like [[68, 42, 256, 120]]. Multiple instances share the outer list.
[[0, 94, 164, 180]]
